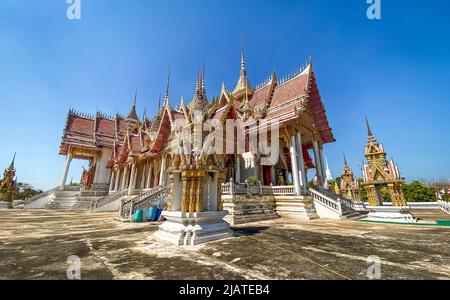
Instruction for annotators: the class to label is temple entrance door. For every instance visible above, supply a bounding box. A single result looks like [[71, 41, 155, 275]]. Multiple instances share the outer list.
[[263, 166, 271, 185]]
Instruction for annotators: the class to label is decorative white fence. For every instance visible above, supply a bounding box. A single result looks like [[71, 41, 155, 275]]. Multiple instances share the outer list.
[[309, 189, 343, 219], [363, 201, 450, 213], [120, 185, 170, 219], [221, 182, 295, 196], [91, 189, 128, 211]]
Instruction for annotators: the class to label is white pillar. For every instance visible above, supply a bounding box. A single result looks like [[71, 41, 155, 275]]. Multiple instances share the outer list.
[[121, 164, 129, 190], [313, 141, 324, 185], [159, 155, 166, 186], [114, 169, 121, 191], [289, 136, 301, 196], [296, 132, 308, 195], [146, 161, 153, 188], [109, 170, 116, 192], [153, 161, 159, 187], [128, 163, 136, 195], [139, 164, 146, 190], [252, 154, 258, 178], [235, 155, 241, 183], [319, 147, 326, 184], [60, 153, 73, 190], [92, 157, 101, 185]]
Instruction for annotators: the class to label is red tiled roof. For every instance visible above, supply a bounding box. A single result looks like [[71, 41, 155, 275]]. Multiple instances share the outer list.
[[271, 73, 308, 107], [250, 83, 272, 108], [96, 117, 114, 135], [67, 115, 94, 135]]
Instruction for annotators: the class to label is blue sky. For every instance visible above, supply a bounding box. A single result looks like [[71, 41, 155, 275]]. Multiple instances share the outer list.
[[0, 0, 449, 190]]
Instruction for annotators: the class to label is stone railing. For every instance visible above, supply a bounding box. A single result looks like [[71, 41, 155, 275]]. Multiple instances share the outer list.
[[221, 183, 295, 196], [120, 185, 170, 219], [362, 201, 449, 213], [439, 200, 450, 214], [310, 188, 343, 216], [23, 186, 59, 206], [91, 189, 128, 211]]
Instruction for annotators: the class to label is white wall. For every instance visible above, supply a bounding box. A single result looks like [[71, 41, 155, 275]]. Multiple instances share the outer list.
[[95, 148, 112, 185]]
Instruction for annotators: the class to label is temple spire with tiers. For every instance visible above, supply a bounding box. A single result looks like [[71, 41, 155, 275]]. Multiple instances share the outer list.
[[233, 45, 254, 101]]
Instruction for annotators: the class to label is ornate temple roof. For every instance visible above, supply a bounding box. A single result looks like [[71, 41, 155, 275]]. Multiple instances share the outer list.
[[59, 52, 336, 164]]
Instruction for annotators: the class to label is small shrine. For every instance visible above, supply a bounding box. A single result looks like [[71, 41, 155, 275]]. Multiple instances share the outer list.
[[0, 154, 17, 209], [336, 154, 363, 209], [361, 117, 416, 223]]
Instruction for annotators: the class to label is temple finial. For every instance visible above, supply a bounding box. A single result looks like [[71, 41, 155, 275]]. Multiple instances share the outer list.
[[240, 41, 246, 75], [165, 68, 171, 100], [10, 152, 16, 168], [365, 115, 373, 136], [180, 96, 185, 108], [343, 153, 348, 165], [201, 62, 205, 90], [133, 88, 138, 107], [158, 92, 162, 110]]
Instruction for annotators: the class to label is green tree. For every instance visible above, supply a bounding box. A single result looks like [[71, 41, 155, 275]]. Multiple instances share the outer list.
[[402, 180, 436, 202], [13, 182, 43, 200]]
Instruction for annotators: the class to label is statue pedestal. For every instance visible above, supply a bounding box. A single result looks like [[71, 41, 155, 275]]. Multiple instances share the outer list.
[[155, 211, 233, 246], [366, 206, 417, 223], [0, 201, 13, 209]]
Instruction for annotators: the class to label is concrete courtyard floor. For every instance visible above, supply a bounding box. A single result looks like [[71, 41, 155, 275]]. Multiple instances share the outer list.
[[0, 209, 449, 280]]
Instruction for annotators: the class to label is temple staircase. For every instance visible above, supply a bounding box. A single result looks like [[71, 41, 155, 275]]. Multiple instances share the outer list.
[[310, 187, 365, 220], [20, 186, 60, 209], [90, 189, 129, 212], [119, 185, 171, 221]]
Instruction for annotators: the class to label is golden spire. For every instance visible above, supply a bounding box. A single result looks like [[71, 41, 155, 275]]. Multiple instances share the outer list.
[[164, 68, 171, 106], [126, 89, 139, 120], [9, 153, 16, 169], [365, 115, 373, 136], [233, 44, 254, 99]]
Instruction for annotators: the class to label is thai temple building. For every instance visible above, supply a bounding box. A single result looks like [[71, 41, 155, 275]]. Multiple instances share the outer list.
[[0, 154, 17, 208], [37, 48, 333, 213]]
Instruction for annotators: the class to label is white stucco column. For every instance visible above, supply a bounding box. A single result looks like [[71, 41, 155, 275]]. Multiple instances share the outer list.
[[296, 132, 308, 195], [92, 157, 101, 185], [235, 155, 241, 183], [319, 146, 326, 184], [128, 163, 137, 195], [146, 161, 153, 188], [60, 153, 73, 190], [121, 164, 129, 190], [139, 164, 146, 190], [159, 155, 166, 186], [153, 161, 159, 187], [313, 141, 324, 185], [114, 169, 121, 191], [252, 154, 258, 178], [109, 170, 116, 192], [289, 136, 301, 196]]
